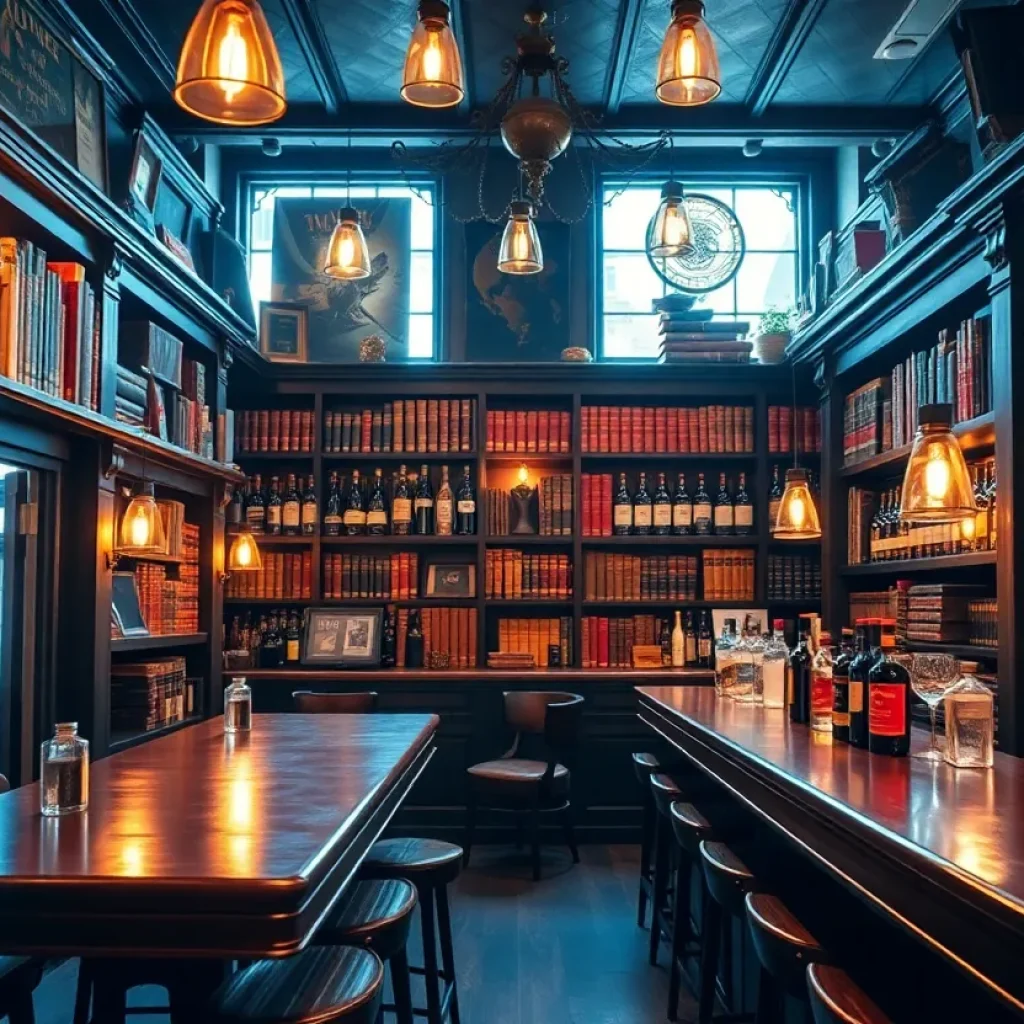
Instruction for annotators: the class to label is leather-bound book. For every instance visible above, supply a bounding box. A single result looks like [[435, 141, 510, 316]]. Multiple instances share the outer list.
[[404, 400, 416, 451], [383, 404, 393, 452], [461, 399, 473, 450], [427, 399, 439, 452], [393, 402, 404, 453], [655, 407, 667, 452], [258, 410, 270, 452], [448, 401, 460, 452], [527, 410, 538, 452], [269, 410, 281, 452]]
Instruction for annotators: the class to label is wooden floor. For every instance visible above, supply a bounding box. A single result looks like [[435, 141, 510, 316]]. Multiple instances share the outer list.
[[33, 845, 683, 1024]]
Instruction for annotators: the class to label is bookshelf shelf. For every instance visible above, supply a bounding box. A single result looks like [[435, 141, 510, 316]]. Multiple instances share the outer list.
[[840, 551, 997, 576], [111, 632, 208, 652], [112, 550, 185, 565], [109, 715, 204, 754]]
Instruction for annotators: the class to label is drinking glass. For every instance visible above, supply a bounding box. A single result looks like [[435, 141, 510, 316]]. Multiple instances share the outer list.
[[910, 653, 959, 761]]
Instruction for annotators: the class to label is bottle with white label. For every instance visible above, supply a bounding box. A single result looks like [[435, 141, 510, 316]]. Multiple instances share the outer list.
[[613, 472, 633, 536], [301, 475, 318, 536], [671, 610, 685, 668], [714, 472, 734, 535], [652, 472, 672, 536], [734, 471, 754, 536], [456, 465, 476, 535], [672, 473, 692, 535], [366, 468, 388, 536], [633, 472, 653, 536], [343, 469, 366, 536], [282, 473, 300, 536], [392, 465, 413, 535], [768, 464, 782, 534], [435, 465, 454, 536], [693, 473, 713, 536]]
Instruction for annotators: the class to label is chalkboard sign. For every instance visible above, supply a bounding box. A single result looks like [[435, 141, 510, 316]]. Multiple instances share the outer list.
[[111, 572, 148, 637], [301, 607, 382, 667], [260, 301, 308, 363]]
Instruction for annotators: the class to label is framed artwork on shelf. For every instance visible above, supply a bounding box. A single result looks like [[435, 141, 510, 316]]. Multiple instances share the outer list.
[[127, 130, 162, 233], [425, 564, 476, 598], [158, 225, 196, 273], [260, 301, 309, 363], [301, 607, 383, 667], [111, 572, 148, 637]]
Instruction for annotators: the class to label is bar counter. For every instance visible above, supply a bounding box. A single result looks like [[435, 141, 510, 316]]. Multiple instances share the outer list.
[[638, 685, 1024, 1016]]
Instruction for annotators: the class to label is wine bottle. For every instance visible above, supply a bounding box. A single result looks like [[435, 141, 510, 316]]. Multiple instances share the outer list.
[[381, 607, 397, 668], [456, 465, 476, 535], [733, 472, 753, 536], [265, 476, 282, 536], [810, 631, 833, 733], [684, 611, 697, 666], [652, 472, 672, 536], [285, 612, 300, 663], [301, 475, 317, 536], [246, 474, 266, 534], [868, 619, 911, 756], [633, 472, 653, 536], [831, 627, 855, 742], [713, 472, 734, 535], [672, 473, 692, 535], [415, 463, 434, 535], [697, 611, 712, 669], [367, 468, 388, 536], [343, 469, 367, 536], [768, 465, 782, 534], [671, 610, 684, 668], [788, 619, 813, 725], [435, 465, 454, 536], [323, 471, 342, 537], [282, 473, 300, 536], [227, 482, 244, 531], [847, 618, 875, 749], [693, 473, 712, 536], [613, 472, 633, 536], [392, 465, 413, 536]]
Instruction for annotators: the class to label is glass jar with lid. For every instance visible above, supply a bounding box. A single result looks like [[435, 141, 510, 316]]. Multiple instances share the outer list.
[[224, 677, 253, 733], [40, 723, 90, 816], [944, 674, 994, 769]]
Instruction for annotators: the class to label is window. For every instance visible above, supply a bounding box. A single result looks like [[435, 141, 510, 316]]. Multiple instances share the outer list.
[[247, 182, 437, 359], [601, 183, 800, 360]]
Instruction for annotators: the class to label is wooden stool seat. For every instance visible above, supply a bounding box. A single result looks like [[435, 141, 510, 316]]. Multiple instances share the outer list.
[[807, 965, 892, 1024], [209, 946, 384, 1024], [316, 879, 417, 959], [359, 838, 463, 887], [745, 892, 827, 999], [699, 840, 755, 918], [466, 758, 570, 805], [632, 751, 660, 785], [650, 772, 683, 816], [668, 800, 713, 855]]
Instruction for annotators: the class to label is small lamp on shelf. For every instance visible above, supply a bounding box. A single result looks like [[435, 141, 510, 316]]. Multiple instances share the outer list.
[[119, 483, 167, 555], [227, 528, 262, 573], [899, 404, 977, 524], [510, 462, 537, 535]]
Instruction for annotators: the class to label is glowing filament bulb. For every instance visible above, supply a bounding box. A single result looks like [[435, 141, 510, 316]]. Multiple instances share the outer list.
[[217, 14, 248, 100], [789, 494, 806, 529], [662, 204, 688, 247], [422, 28, 443, 81], [924, 444, 952, 501], [129, 507, 151, 548], [236, 535, 253, 567], [518, 463, 529, 486]]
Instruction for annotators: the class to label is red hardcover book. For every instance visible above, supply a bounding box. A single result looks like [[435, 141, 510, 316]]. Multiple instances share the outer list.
[[486, 410, 494, 451], [415, 400, 427, 452], [399, 552, 410, 600], [686, 408, 698, 452], [469, 607, 478, 667], [302, 551, 312, 598], [515, 410, 527, 453], [643, 407, 655, 453], [304, 410, 315, 451], [580, 407, 589, 452], [462, 399, 473, 450], [605, 406, 618, 453], [597, 406, 609, 453], [618, 407, 629, 453], [404, 400, 416, 451], [598, 617, 610, 668], [667, 408, 679, 453], [427, 400, 439, 452], [560, 411, 570, 453], [628, 408, 640, 453], [655, 407, 667, 452], [716, 405, 726, 453], [497, 410, 508, 452], [581, 474, 591, 537], [581, 617, 591, 669], [724, 406, 734, 452], [696, 407, 708, 452], [590, 407, 601, 453], [438, 398, 449, 451], [601, 473, 613, 536], [267, 410, 279, 452], [289, 411, 300, 452], [768, 405, 780, 453], [448, 401, 459, 452], [527, 410, 538, 452], [393, 403, 404, 453], [258, 410, 270, 452], [538, 409, 549, 453], [396, 610, 408, 668]]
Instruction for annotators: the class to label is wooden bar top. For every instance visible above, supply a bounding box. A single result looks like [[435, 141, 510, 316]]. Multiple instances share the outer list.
[[0, 713, 437, 958], [240, 668, 714, 684], [637, 686, 1024, 1013]]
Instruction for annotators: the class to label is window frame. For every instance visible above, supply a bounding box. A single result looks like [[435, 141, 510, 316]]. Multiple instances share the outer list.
[[596, 172, 808, 362]]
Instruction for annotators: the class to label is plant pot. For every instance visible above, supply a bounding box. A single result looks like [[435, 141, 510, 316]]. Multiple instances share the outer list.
[[753, 331, 790, 364]]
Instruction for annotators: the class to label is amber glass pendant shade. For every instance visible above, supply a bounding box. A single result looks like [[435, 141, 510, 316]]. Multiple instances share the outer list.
[[900, 404, 977, 523], [402, 0, 465, 108], [649, 181, 694, 259], [228, 529, 263, 572], [174, 0, 286, 127], [774, 468, 822, 540], [656, 0, 722, 106], [119, 483, 167, 554], [498, 202, 543, 275], [324, 207, 372, 280]]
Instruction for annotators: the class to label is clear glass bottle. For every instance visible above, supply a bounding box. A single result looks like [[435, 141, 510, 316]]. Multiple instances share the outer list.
[[40, 723, 89, 816], [810, 632, 834, 733], [762, 618, 788, 709], [944, 675, 994, 768], [714, 617, 738, 698], [734, 615, 764, 705], [224, 677, 253, 733]]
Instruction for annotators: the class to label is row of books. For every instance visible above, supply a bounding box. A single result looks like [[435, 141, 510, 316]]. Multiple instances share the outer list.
[[130, 533, 199, 636], [581, 615, 663, 669], [767, 406, 820, 454], [0, 244, 100, 411], [322, 400, 476, 454], [766, 555, 821, 600], [497, 617, 573, 669], [967, 599, 998, 649], [110, 657, 197, 734], [584, 553, 699, 603], [399, 606, 478, 669], [581, 405, 754, 454], [906, 584, 988, 645], [484, 551, 572, 600], [485, 409, 571, 453], [225, 551, 313, 599], [236, 409, 316, 453], [323, 553, 420, 600], [703, 550, 755, 602]]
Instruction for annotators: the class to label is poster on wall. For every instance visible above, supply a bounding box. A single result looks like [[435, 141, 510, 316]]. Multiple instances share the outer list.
[[465, 219, 570, 362], [271, 197, 411, 362]]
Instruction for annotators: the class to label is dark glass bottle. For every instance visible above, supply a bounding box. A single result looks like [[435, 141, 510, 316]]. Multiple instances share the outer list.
[[847, 618, 876, 749], [392, 465, 413, 536], [406, 609, 425, 668], [768, 465, 783, 534], [788, 620, 813, 725], [259, 613, 284, 668], [435, 465, 454, 536], [367, 468, 388, 535], [652, 472, 672, 536], [659, 619, 672, 667], [282, 473, 301, 536], [684, 611, 697, 666], [415, 463, 434, 535], [285, 612, 301, 663], [381, 607, 397, 668], [693, 473, 713, 536], [733, 472, 753, 536], [672, 473, 692, 535], [265, 476, 282, 536], [613, 472, 633, 536], [246, 474, 266, 534], [456, 465, 476, 535], [301, 475, 317, 536], [831, 627, 855, 743], [713, 472, 734, 535], [227, 482, 244, 531], [633, 472, 653, 536], [697, 610, 712, 669], [344, 469, 366, 536], [323, 471, 342, 537], [868, 619, 911, 756]]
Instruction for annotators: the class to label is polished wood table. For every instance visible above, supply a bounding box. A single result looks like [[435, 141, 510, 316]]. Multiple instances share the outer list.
[[0, 713, 437, 958], [638, 686, 1024, 1016]]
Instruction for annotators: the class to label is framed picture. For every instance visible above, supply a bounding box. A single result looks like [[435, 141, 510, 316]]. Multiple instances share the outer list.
[[111, 572, 149, 637], [711, 609, 768, 641], [301, 607, 383, 668], [425, 564, 476, 598], [157, 225, 196, 273], [260, 301, 309, 363], [127, 130, 162, 232]]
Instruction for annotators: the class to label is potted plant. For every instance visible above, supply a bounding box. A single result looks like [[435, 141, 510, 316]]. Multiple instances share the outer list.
[[754, 307, 793, 364]]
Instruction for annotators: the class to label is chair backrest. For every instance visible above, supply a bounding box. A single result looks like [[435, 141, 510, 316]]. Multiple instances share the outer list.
[[292, 691, 379, 714], [503, 691, 584, 764]]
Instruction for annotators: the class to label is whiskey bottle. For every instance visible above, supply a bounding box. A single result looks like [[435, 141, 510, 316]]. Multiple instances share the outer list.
[[831, 627, 855, 742], [788, 619, 813, 725], [456, 465, 476, 535], [733, 472, 753, 536], [415, 463, 435, 535], [266, 476, 282, 536], [847, 618, 876, 749], [282, 474, 301, 536], [652, 472, 672, 536], [713, 472, 734, 535], [672, 473, 692, 535], [697, 610, 712, 669], [868, 620, 911, 756], [285, 612, 301, 663], [246, 474, 266, 534], [633, 472, 653, 536], [671, 610, 684, 668], [367, 468, 388, 536], [768, 465, 782, 533], [613, 472, 633, 536], [435, 465, 454, 536], [693, 472, 713, 536], [227, 482, 244, 532], [392, 465, 413, 536], [343, 469, 367, 536], [323, 471, 342, 537], [684, 610, 697, 666], [301, 475, 318, 536]]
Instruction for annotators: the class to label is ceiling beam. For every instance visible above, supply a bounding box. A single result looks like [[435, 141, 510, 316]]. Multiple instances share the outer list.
[[97, 0, 176, 92], [449, 0, 475, 111], [278, 0, 348, 114], [605, 0, 646, 115], [744, 0, 829, 117]]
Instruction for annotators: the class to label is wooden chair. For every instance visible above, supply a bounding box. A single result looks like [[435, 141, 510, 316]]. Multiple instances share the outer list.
[[292, 691, 378, 714], [647, 772, 682, 966], [463, 691, 584, 881], [806, 965, 892, 1024], [631, 751, 661, 928]]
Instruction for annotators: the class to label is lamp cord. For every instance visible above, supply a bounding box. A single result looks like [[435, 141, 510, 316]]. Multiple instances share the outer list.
[[791, 360, 799, 471]]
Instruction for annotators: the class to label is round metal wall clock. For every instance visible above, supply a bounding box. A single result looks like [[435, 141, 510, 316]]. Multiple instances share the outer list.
[[646, 193, 746, 294]]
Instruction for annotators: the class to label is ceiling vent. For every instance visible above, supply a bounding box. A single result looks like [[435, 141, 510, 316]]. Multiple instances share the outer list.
[[874, 0, 963, 60]]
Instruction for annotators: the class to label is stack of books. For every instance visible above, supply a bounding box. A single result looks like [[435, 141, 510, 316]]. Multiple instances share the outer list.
[[116, 365, 147, 428], [655, 297, 752, 364], [110, 657, 195, 734], [236, 409, 315, 453], [906, 584, 987, 644]]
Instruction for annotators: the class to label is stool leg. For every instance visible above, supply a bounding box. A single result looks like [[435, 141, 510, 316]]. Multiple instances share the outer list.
[[73, 961, 92, 1024], [560, 805, 580, 865], [436, 884, 462, 1024], [667, 852, 692, 1021], [463, 793, 477, 868], [754, 967, 782, 1024], [697, 892, 722, 1024], [90, 979, 125, 1024], [638, 799, 654, 928], [419, 884, 444, 1024], [530, 802, 542, 882], [6, 985, 35, 1024], [648, 814, 668, 966], [390, 948, 415, 1024]]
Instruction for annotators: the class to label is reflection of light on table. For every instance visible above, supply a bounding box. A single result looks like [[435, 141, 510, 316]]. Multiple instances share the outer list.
[[217, 744, 261, 876], [121, 841, 145, 877], [229, 777, 253, 831]]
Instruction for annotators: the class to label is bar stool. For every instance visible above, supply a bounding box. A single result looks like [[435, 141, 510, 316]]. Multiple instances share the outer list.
[[698, 840, 757, 1024], [631, 751, 660, 928], [806, 965, 892, 1024], [745, 892, 827, 1024], [647, 772, 682, 966], [358, 839, 462, 1024], [207, 946, 384, 1023], [315, 879, 418, 1024], [292, 691, 378, 713], [0, 957, 41, 1024]]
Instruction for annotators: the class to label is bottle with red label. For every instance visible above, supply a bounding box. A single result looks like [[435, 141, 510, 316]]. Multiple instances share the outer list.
[[868, 619, 911, 756], [810, 631, 833, 733]]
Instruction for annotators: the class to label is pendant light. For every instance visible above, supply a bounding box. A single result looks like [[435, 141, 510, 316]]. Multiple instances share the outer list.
[[498, 200, 543, 275], [650, 181, 693, 259], [656, 0, 722, 107], [774, 367, 822, 540], [402, 0, 465, 109], [174, 0, 286, 126], [899, 404, 977, 523], [119, 482, 167, 555], [325, 135, 371, 280], [227, 527, 263, 573]]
